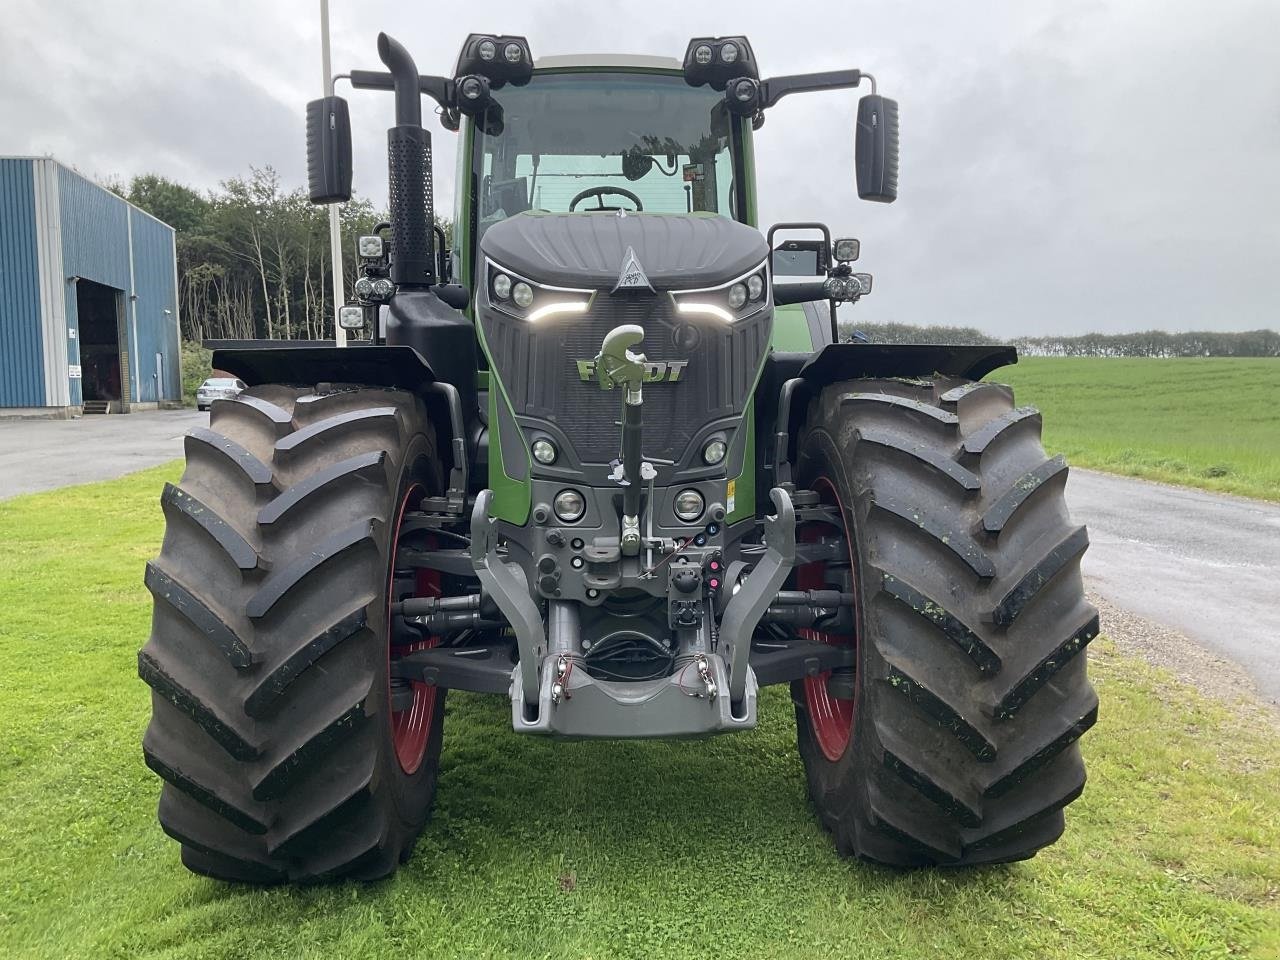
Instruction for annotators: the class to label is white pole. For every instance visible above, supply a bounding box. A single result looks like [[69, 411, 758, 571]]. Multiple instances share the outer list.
[[321, 0, 347, 347]]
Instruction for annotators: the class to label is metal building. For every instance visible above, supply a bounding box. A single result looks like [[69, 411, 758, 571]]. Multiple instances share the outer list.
[[1, 157, 181, 417]]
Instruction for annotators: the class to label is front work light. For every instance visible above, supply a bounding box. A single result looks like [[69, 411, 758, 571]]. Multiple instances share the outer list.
[[682, 36, 758, 91], [833, 238, 860, 262], [357, 235, 384, 259], [338, 305, 366, 330], [455, 33, 533, 87]]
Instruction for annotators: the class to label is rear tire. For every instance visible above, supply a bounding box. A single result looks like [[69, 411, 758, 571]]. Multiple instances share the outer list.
[[140, 384, 446, 882], [791, 376, 1098, 866]]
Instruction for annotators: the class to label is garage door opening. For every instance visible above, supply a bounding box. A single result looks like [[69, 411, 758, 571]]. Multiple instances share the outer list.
[[76, 279, 125, 410]]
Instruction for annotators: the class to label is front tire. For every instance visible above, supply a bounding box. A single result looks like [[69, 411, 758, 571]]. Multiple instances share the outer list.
[[792, 377, 1098, 866], [140, 384, 446, 882]]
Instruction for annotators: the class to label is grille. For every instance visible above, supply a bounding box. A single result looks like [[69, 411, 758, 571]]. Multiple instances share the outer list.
[[482, 292, 769, 465]]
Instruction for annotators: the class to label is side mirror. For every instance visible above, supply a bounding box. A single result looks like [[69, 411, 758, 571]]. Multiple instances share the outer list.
[[771, 239, 829, 277], [855, 94, 898, 203], [306, 96, 353, 204]]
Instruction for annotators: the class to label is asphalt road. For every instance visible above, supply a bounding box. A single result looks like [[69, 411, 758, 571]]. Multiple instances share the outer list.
[[1, 413, 1274, 703], [1068, 469, 1280, 705], [0, 410, 205, 499]]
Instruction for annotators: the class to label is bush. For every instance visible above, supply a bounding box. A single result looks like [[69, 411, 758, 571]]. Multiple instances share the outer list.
[[180, 340, 213, 406]]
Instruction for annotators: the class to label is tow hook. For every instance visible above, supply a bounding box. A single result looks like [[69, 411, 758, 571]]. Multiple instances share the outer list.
[[551, 654, 571, 704], [696, 654, 718, 700]]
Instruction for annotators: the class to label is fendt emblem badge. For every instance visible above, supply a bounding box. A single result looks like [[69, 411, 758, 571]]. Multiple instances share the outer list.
[[575, 359, 688, 383], [611, 246, 654, 294]]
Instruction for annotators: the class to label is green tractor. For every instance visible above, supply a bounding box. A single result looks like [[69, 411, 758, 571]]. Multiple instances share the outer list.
[[140, 32, 1098, 882]]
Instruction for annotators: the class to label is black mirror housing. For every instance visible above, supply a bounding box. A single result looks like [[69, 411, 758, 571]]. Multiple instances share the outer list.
[[855, 94, 899, 203], [306, 96, 353, 204]]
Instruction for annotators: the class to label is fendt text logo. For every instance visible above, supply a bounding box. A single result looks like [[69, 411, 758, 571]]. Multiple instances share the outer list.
[[575, 359, 689, 383]]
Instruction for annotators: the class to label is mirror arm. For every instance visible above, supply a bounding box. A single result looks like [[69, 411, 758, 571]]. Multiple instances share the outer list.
[[348, 70, 455, 114], [759, 69, 872, 110], [773, 280, 831, 306]]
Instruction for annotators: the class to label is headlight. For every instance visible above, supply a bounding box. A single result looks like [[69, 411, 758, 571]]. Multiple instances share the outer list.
[[354, 277, 374, 299], [532, 439, 557, 465], [694, 44, 713, 65], [504, 42, 523, 63], [478, 38, 497, 61], [702, 438, 727, 465], [674, 489, 705, 522], [486, 260, 593, 322], [720, 42, 739, 64], [372, 278, 395, 299], [554, 489, 586, 523], [670, 262, 768, 323]]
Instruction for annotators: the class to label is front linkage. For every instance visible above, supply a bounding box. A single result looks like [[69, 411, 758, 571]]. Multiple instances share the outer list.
[[389, 320, 835, 736]]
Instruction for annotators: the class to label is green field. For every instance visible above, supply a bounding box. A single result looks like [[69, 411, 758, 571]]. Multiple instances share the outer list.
[[997, 357, 1280, 501], [2, 467, 1278, 959]]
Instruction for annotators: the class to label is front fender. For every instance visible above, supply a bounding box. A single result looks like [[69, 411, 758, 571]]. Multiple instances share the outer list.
[[758, 342, 1019, 490], [208, 342, 437, 392]]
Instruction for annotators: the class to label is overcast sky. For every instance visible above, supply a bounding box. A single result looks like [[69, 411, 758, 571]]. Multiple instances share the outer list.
[[3, 0, 1277, 336]]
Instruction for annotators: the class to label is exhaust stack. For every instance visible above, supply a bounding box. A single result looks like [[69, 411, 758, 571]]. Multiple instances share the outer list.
[[378, 32, 435, 286]]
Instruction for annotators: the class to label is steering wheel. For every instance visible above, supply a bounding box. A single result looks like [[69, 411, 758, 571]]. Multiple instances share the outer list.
[[569, 186, 644, 212]]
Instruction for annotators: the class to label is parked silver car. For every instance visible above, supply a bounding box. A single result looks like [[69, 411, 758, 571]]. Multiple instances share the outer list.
[[195, 377, 246, 411]]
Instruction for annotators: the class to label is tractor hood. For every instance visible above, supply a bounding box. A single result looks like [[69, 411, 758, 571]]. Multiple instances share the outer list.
[[479, 212, 769, 290]]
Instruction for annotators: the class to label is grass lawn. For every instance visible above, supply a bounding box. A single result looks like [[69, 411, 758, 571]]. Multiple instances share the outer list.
[[2, 467, 1279, 959], [997, 357, 1280, 501]]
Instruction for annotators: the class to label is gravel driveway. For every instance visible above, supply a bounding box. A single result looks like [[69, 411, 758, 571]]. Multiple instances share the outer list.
[[1069, 469, 1280, 706]]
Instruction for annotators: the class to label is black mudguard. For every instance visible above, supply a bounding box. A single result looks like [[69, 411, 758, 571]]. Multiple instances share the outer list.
[[208, 341, 438, 392], [758, 342, 1019, 490]]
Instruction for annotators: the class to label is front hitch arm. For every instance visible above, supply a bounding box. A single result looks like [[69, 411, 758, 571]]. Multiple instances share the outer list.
[[719, 486, 797, 708], [470, 490, 545, 709]]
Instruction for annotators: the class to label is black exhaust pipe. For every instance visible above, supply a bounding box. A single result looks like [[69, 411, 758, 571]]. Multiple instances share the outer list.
[[378, 32, 434, 286]]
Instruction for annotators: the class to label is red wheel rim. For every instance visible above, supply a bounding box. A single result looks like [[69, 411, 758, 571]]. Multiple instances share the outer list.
[[798, 476, 859, 762], [388, 483, 440, 775]]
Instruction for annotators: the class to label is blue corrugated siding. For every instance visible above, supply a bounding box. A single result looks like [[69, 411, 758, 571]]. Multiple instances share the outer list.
[[56, 165, 176, 404], [129, 210, 179, 401], [0, 159, 45, 406]]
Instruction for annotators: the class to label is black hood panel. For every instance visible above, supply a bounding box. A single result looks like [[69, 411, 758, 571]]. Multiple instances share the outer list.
[[480, 212, 768, 290]]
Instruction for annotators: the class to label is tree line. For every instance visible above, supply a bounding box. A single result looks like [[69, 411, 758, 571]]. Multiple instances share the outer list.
[[840, 321, 1279, 357], [116, 169, 401, 343]]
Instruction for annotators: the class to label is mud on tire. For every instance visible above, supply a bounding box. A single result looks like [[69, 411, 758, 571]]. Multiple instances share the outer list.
[[140, 385, 446, 882], [792, 376, 1099, 866]]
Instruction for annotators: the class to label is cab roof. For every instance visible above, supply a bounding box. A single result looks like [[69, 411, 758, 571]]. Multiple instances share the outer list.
[[532, 54, 683, 72]]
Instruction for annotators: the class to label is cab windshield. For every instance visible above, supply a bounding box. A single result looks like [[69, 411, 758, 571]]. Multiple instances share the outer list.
[[468, 71, 741, 243]]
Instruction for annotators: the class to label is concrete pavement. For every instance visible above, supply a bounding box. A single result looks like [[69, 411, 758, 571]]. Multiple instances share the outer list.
[[0, 410, 205, 499]]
